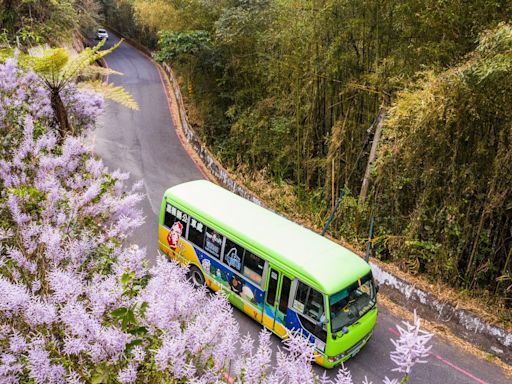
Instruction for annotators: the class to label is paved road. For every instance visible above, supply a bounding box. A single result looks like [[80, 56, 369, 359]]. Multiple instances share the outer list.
[[91, 32, 510, 384]]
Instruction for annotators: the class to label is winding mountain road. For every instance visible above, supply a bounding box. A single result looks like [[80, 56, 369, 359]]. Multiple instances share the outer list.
[[91, 32, 510, 384]]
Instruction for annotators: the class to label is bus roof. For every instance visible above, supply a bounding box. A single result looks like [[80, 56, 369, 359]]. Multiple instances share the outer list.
[[164, 180, 371, 295]]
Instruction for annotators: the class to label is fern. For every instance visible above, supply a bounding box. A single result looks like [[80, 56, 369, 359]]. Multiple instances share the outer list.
[[0, 39, 138, 136], [79, 81, 139, 111]]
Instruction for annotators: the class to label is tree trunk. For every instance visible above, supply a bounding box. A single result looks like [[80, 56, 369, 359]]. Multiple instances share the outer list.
[[359, 98, 389, 204], [50, 89, 70, 139]]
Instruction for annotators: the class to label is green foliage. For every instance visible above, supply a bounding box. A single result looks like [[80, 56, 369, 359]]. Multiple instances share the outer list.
[[80, 80, 139, 110], [0, 0, 99, 46], [155, 30, 212, 62], [91, 362, 114, 384], [375, 23, 512, 300], [104, 1, 512, 308]]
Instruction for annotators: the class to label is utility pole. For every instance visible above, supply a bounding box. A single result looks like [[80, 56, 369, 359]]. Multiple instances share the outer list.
[[359, 98, 389, 204]]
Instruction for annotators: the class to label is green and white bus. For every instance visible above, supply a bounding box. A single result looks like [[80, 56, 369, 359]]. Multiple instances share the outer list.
[[158, 180, 378, 368]]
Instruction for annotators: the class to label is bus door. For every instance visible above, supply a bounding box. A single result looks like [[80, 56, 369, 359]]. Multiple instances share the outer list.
[[265, 268, 292, 335]]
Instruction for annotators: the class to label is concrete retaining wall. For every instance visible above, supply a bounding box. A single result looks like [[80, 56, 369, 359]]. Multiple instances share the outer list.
[[159, 50, 511, 365], [162, 63, 261, 206]]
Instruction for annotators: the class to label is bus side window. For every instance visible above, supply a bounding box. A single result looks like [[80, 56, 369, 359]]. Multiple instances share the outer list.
[[293, 281, 327, 342], [203, 227, 224, 259], [164, 203, 188, 230], [279, 276, 292, 314], [223, 238, 244, 272], [164, 204, 174, 228], [243, 251, 264, 284], [293, 281, 324, 322], [293, 281, 309, 313], [188, 215, 205, 248]]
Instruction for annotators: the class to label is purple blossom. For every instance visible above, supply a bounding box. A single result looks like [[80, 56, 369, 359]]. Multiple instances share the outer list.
[[85, 158, 105, 178], [0, 228, 14, 242], [7, 248, 37, 274], [38, 226, 63, 264], [390, 310, 433, 376], [238, 330, 272, 383], [112, 245, 147, 279], [24, 299, 57, 326], [97, 326, 131, 361], [131, 345, 146, 363], [60, 301, 100, 338], [0, 353, 23, 380], [268, 331, 316, 384], [6, 195, 29, 226], [63, 336, 87, 355], [48, 270, 83, 303], [155, 333, 187, 372], [65, 371, 84, 384], [9, 333, 27, 353], [318, 371, 332, 384], [27, 347, 65, 384], [61, 86, 104, 132], [334, 363, 354, 384], [118, 363, 138, 384], [0, 277, 30, 315], [0, 57, 52, 130], [86, 275, 123, 316], [20, 224, 41, 254]]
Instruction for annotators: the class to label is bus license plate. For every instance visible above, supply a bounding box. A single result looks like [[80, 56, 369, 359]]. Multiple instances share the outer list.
[[351, 347, 361, 358]]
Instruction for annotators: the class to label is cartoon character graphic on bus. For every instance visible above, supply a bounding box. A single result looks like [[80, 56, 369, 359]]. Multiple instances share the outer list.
[[229, 274, 244, 295], [167, 221, 183, 250]]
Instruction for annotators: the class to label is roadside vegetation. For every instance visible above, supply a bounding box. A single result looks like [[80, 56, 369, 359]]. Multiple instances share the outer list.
[[0, 0, 100, 46], [102, 0, 512, 323], [0, 36, 433, 384], [0, 2, 437, 383]]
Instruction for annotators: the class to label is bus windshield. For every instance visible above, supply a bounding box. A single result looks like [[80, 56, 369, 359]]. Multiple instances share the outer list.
[[329, 273, 376, 334]]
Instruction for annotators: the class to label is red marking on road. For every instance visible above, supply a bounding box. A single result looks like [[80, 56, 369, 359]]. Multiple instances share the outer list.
[[433, 354, 489, 384], [387, 327, 488, 384]]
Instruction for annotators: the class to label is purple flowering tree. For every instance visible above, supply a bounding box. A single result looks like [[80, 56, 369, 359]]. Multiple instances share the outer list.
[[1, 42, 136, 139], [0, 57, 263, 383], [0, 55, 103, 138], [0, 59, 433, 383]]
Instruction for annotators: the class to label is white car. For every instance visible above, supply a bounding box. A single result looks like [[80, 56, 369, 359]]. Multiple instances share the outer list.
[[96, 29, 109, 40]]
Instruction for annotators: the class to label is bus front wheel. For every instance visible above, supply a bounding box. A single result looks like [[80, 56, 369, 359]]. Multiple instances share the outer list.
[[188, 265, 205, 287]]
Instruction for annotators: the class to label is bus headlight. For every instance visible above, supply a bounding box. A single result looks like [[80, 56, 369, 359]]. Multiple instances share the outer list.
[[328, 330, 373, 363]]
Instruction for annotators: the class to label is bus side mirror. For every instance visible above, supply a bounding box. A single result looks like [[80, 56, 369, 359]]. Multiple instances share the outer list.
[[315, 318, 327, 332]]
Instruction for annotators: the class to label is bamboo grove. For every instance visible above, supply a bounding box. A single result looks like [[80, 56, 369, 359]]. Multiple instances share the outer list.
[[102, 0, 512, 317]]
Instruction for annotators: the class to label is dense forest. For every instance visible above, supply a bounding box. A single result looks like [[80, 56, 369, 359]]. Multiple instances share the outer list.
[[102, 0, 512, 317]]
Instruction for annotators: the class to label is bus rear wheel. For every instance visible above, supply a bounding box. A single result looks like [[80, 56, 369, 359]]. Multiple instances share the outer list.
[[188, 265, 205, 287]]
